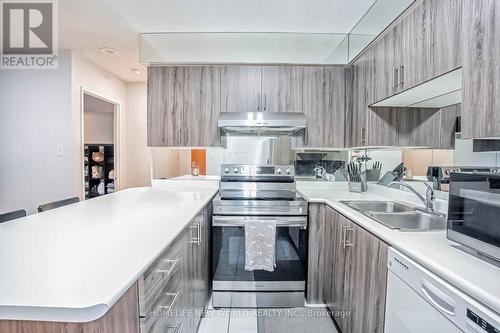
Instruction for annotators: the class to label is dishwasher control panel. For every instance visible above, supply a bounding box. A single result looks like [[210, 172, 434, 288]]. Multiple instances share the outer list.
[[467, 309, 499, 333]]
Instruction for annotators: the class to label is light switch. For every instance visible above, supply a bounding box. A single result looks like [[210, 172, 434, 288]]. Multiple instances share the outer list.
[[56, 145, 64, 156]]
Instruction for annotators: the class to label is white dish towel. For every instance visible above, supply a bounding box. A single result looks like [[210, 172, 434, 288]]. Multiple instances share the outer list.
[[244, 219, 277, 272]]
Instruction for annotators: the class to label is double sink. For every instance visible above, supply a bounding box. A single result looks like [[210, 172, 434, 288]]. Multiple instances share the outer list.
[[340, 201, 447, 231]]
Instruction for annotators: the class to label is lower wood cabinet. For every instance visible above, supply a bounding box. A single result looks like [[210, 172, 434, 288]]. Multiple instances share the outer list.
[[183, 205, 211, 333], [322, 205, 388, 333], [137, 203, 211, 333]]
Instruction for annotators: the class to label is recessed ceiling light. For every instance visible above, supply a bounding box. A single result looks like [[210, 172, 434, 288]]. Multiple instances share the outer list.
[[130, 68, 141, 76], [100, 47, 118, 56]]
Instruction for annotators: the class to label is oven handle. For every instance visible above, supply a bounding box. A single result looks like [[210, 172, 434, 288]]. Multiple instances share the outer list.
[[212, 216, 307, 228]]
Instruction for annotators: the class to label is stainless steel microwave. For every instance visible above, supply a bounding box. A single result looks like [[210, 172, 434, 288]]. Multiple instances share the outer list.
[[448, 172, 500, 262]]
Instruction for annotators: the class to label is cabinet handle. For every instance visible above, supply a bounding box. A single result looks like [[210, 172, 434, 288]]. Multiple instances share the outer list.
[[340, 224, 345, 248], [158, 291, 180, 311], [361, 127, 366, 144], [156, 258, 179, 276], [392, 67, 399, 89], [399, 65, 405, 88], [178, 128, 181, 145], [263, 93, 267, 111], [344, 225, 354, 247], [257, 93, 261, 111], [167, 323, 182, 333], [189, 224, 200, 245]]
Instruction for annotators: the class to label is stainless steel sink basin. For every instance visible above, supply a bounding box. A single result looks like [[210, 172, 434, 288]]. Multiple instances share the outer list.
[[341, 200, 415, 213], [340, 200, 446, 231], [367, 211, 446, 231]]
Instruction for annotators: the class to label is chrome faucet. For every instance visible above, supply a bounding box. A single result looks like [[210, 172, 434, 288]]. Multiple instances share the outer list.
[[388, 181, 437, 213], [313, 166, 327, 180]]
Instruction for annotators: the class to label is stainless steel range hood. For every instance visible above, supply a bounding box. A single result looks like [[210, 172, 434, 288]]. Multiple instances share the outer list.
[[218, 112, 306, 136]]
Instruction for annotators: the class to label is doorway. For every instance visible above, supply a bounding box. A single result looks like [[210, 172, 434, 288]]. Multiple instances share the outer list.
[[82, 92, 119, 200]]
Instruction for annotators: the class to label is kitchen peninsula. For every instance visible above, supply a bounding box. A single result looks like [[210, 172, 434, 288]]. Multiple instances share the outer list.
[[0, 180, 218, 332]]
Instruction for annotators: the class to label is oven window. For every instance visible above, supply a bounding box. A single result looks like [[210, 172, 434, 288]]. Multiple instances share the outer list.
[[448, 174, 500, 249], [212, 226, 307, 282]]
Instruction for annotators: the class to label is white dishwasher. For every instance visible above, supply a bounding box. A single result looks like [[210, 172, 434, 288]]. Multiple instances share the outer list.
[[385, 248, 499, 333]]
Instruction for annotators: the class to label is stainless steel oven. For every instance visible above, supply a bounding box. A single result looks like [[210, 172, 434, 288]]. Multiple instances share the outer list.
[[447, 172, 500, 262], [212, 164, 308, 308]]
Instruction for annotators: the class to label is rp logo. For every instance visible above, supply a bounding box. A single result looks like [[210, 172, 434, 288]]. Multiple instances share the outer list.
[[2, 2, 53, 54]]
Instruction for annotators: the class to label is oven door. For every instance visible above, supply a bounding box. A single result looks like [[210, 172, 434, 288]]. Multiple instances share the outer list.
[[212, 216, 307, 291], [448, 172, 500, 261]]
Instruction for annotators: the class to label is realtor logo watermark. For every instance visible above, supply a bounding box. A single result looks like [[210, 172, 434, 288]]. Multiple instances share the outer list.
[[0, 0, 58, 69]]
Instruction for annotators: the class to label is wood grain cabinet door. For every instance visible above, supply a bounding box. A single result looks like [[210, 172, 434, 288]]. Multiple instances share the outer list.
[[147, 67, 184, 146], [298, 67, 345, 148], [346, 222, 389, 333], [221, 66, 262, 113], [427, 0, 462, 78], [326, 207, 350, 333], [462, 0, 500, 139], [182, 66, 221, 147], [261, 66, 304, 112]]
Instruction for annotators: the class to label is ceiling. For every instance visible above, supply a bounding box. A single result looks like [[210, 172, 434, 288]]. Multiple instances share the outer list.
[[60, 0, 377, 83]]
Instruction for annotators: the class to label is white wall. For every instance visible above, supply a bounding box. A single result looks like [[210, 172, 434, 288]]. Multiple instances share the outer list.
[[71, 53, 128, 194], [0, 51, 135, 214], [0, 52, 73, 214], [125, 83, 152, 187], [84, 111, 114, 144]]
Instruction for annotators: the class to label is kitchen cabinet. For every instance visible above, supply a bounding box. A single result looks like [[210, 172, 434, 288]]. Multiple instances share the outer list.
[[220, 66, 262, 113], [148, 67, 183, 147], [462, 0, 500, 139], [147, 66, 221, 147], [261, 66, 304, 112], [221, 66, 304, 113], [345, 52, 371, 147], [183, 205, 210, 333], [322, 205, 388, 333], [136, 203, 211, 333], [293, 67, 346, 148], [306, 203, 326, 304], [368, 0, 462, 105], [322, 207, 349, 332]]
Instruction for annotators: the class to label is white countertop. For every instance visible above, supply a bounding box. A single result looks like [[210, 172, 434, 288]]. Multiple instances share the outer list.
[[296, 181, 500, 314], [0, 180, 218, 323]]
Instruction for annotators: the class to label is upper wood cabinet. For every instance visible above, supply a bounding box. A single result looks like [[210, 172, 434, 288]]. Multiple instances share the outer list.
[[147, 66, 221, 147], [220, 66, 262, 113], [261, 66, 304, 112], [322, 206, 388, 333], [220, 65, 304, 113], [293, 67, 346, 148], [462, 0, 500, 139], [346, 0, 463, 148], [149, 65, 345, 148], [369, 0, 463, 104]]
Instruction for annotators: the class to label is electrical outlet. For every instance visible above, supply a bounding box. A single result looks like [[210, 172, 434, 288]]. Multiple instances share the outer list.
[[56, 145, 64, 156]]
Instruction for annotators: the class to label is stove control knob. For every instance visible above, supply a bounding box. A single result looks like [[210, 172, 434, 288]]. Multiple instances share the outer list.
[[224, 168, 229, 173], [286, 168, 291, 175], [277, 168, 282, 174], [233, 167, 239, 173]]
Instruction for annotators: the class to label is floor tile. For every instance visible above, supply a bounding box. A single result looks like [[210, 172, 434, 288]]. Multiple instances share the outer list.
[[228, 309, 258, 333], [198, 309, 230, 333]]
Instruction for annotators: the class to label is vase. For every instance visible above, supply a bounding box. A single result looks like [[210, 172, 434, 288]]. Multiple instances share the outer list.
[[97, 180, 105, 195]]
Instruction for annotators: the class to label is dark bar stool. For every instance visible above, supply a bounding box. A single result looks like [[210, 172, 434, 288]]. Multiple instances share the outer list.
[[37, 197, 80, 213], [0, 209, 27, 223]]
